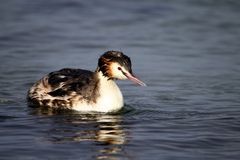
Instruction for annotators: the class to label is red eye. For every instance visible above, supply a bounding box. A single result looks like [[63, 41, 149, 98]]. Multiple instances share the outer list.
[[118, 67, 122, 70]]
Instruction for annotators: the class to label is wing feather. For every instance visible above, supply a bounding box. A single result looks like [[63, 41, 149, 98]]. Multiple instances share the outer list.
[[47, 68, 99, 99]]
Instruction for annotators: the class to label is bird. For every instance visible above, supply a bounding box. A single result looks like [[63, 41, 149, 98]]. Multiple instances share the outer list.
[[27, 51, 146, 113]]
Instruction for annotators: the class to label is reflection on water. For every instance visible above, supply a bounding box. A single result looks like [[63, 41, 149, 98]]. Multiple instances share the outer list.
[[31, 108, 127, 159]]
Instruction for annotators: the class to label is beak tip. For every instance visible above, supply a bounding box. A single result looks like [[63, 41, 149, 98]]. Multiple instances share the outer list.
[[140, 82, 147, 87], [125, 72, 147, 87]]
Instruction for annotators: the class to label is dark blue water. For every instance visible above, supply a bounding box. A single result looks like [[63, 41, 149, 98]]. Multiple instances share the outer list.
[[1, 0, 240, 159]]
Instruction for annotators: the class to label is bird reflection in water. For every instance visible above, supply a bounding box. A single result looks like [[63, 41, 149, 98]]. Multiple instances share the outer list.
[[30, 108, 128, 159]]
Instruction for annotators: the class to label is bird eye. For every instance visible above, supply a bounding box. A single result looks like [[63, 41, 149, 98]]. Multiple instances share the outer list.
[[118, 67, 122, 71]]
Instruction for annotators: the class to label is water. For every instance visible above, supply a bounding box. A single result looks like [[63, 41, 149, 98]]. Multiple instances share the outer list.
[[1, 0, 240, 159]]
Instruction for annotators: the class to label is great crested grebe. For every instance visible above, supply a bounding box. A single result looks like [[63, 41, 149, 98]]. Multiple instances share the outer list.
[[27, 51, 146, 112]]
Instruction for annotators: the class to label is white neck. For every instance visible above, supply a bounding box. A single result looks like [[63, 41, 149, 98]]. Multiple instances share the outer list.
[[95, 71, 124, 112]]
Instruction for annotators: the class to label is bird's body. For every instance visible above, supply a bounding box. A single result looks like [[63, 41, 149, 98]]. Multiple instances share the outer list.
[[27, 51, 145, 113]]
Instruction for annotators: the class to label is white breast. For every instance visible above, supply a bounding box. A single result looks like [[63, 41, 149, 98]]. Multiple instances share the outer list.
[[96, 75, 124, 112], [73, 71, 124, 113]]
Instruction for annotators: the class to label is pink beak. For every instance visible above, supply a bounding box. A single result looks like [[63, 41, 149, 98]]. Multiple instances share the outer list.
[[124, 72, 146, 86]]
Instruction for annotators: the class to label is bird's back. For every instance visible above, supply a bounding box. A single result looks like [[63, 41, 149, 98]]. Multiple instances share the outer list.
[[27, 68, 100, 109]]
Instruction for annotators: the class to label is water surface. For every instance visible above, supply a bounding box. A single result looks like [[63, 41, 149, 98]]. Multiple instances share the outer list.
[[1, 0, 240, 159]]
